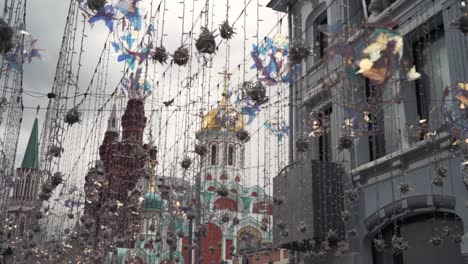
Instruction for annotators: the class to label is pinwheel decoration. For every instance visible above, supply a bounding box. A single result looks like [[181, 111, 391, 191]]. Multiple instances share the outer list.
[[251, 35, 299, 85], [264, 119, 289, 140]]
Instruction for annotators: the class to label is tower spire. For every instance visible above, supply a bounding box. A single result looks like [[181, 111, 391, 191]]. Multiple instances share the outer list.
[[21, 106, 39, 169]]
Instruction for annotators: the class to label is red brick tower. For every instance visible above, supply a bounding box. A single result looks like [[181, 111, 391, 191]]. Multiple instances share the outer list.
[[85, 98, 150, 247]]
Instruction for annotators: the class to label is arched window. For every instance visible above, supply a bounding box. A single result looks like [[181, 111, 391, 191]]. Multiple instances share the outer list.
[[228, 145, 235, 166], [211, 144, 217, 165]]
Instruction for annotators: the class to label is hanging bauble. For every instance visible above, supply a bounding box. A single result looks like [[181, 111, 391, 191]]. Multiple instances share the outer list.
[[338, 135, 354, 150], [276, 220, 286, 229], [261, 222, 268, 231], [209, 245, 217, 253], [345, 188, 359, 202], [326, 229, 339, 247], [177, 230, 185, 238], [341, 210, 351, 222], [38, 192, 51, 201], [195, 27, 217, 54], [194, 144, 208, 156], [289, 40, 311, 65], [454, 15, 468, 35], [391, 235, 408, 255], [173, 46, 190, 66], [437, 166, 449, 178], [0, 19, 13, 55], [186, 211, 197, 220], [47, 145, 63, 158], [232, 217, 240, 225], [65, 106, 81, 126], [221, 213, 230, 223], [453, 235, 463, 244], [432, 176, 444, 187], [216, 186, 229, 197], [219, 20, 235, 40], [236, 129, 250, 142], [67, 212, 74, 219], [245, 81, 268, 105], [296, 137, 309, 152], [296, 222, 307, 233], [87, 0, 106, 12], [152, 46, 168, 64], [181, 157, 192, 170], [51, 172, 63, 188], [148, 146, 158, 160], [273, 196, 283, 205], [175, 256, 181, 263], [399, 183, 411, 194], [198, 225, 208, 237], [429, 236, 442, 247], [373, 237, 386, 252]]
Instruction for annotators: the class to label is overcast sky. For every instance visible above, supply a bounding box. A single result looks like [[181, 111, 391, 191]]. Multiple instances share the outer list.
[[3, 0, 290, 200], [0, 0, 293, 234]]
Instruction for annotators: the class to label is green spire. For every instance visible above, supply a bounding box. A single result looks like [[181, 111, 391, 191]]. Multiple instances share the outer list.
[[21, 108, 39, 169]]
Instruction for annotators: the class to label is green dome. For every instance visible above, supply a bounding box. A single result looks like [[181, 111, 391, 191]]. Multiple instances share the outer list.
[[144, 192, 163, 211]]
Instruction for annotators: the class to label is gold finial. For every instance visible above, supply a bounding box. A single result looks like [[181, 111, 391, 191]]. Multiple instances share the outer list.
[[149, 159, 158, 193], [218, 68, 232, 106]]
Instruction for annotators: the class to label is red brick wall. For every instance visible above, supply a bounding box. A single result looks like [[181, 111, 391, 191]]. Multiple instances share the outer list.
[[200, 222, 222, 264], [226, 239, 233, 260], [213, 197, 238, 211]]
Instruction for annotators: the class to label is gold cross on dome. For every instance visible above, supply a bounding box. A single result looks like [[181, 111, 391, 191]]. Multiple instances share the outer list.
[[218, 68, 232, 105]]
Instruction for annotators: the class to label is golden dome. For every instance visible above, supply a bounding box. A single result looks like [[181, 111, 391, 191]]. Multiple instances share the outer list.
[[200, 68, 245, 131], [202, 105, 244, 131]]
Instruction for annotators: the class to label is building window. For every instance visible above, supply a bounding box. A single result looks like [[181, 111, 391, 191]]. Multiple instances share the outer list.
[[228, 145, 235, 166], [412, 24, 450, 133], [366, 78, 386, 161], [314, 11, 328, 58], [305, 3, 327, 68], [211, 144, 217, 165], [318, 107, 332, 161]]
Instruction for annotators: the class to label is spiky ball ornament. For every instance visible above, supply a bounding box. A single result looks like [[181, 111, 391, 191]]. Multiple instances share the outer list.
[[453, 15, 468, 35], [391, 235, 408, 255], [173, 46, 190, 66], [273, 196, 283, 205], [194, 144, 208, 156], [87, 0, 106, 12], [373, 237, 386, 252], [65, 106, 81, 126], [429, 236, 442, 247], [296, 137, 309, 152], [51, 172, 63, 187], [399, 183, 411, 194], [245, 81, 268, 105], [289, 40, 311, 65], [47, 145, 63, 158], [196, 27, 217, 54], [338, 135, 354, 150], [216, 186, 229, 197], [181, 157, 192, 170], [152, 46, 168, 64], [433, 176, 444, 187], [186, 211, 197, 220], [345, 188, 359, 202], [0, 19, 13, 55], [219, 20, 235, 40], [236, 129, 250, 142], [437, 166, 448, 178], [221, 213, 230, 223]]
